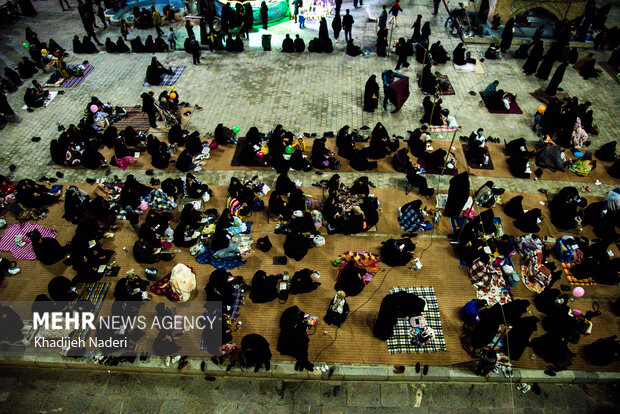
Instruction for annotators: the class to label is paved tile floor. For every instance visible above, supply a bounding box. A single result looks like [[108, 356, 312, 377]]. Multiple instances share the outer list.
[[0, 367, 617, 413], [0, 0, 618, 197]]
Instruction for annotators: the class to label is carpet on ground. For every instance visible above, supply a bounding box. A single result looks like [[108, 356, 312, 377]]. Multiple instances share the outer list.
[[478, 92, 523, 114], [462, 143, 495, 170], [530, 88, 570, 105], [0, 222, 58, 260], [44, 64, 94, 88], [144, 66, 185, 86], [387, 287, 446, 353], [70, 282, 111, 341], [561, 262, 597, 286]]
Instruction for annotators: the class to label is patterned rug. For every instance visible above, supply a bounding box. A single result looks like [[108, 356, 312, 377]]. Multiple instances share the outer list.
[[529, 88, 570, 105], [195, 222, 253, 269], [229, 287, 244, 322], [436, 74, 455, 95], [143, 66, 185, 86], [386, 287, 446, 354], [110, 106, 150, 132], [70, 282, 111, 341], [561, 262, 597, 286], [55, 64, 94, 88], [0, 222, 58, 260], [462, 143, 495, 170]]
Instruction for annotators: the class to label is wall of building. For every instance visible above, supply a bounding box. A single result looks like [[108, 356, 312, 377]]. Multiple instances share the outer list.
[[488, 0, 587, 24]]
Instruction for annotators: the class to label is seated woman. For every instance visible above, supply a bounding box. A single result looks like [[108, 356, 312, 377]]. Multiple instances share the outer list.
[[277, 306, 313, 371], [282, 34, 294, 53], [429, 40, 448, 64], [380, 238, 416, 267], [334, 260, 365, 296], [105, 37, 117, 53], [116, 36, 130, 53], [147, 135, 171, 169], [289, 149, 312, 172], [130, 36, 145, 53], [186, 173, 212, 200], [350, 149, 378, 171], [144, 35, 156, 53], [241, 334, 272, 372], [24, 87, 45, 109], [145, 57, 172, 86], [154, 35, 169, 52], [133, 238, 174, 263], [452, 42, 475, 65], [48, 276, 78, 301], [289, 268, 321, 294], [205, 269, 238, 311], [268, 192, 291, 219], [368, 122, 398, 159], [579, 58, 598, 79], [345, 39, 363, 56], [15, 179, 60, 208], [173, 220, 201, 248], [26, 228, 66, 265], [18, 57, 38, 79], [175, 148, 196, 172], [549, 186, 587, 230], [81, 35, 99, 53], [418, 63, 437, 95], [214, 123, 235, 145], [465, 138, 490, 167], [72, 35, 83, 53], [284, 230, 313, 261], [341, 206, 366, 235], [249, 270, 281, 303], [324, 291, 349, 327]]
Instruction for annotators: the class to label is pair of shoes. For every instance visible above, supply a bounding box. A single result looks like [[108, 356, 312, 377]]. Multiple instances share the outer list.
[[393, 365, 405, 374]]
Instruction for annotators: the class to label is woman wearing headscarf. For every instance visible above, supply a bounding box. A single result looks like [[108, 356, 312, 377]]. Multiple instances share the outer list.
[[522, 40, 543, 75], [260, 1, 268, 29], [81, 35, 99, 53], [345, 39, 363, 56], [419, 63, 437, 95], [144, 35, 156, 53], [332, 12, 341, 40], [499, 17, 514, 53], [130, 36, 145, 53], [452, 43, 470, 65], [363, 75, 379, 112], [319, 17, 332, 53], [421, 21, 431, 40], [116, 37, 130, 53], [334, 261, 365, 296], [105, 38, 117, 53], [324, 291, 349, 326], [411, 15, 422, 42], [377, 27, 388, 57], [545, 62, 568, 96], [249, 270, 281, 303], [429, 41, 448, 64], [536, 48, 556, 80], [369, 122, 397, 159]]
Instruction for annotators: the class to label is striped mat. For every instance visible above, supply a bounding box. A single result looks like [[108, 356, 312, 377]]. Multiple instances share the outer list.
[[144, 66, 185, 86], [70, 282, 111, 341], [561, 262, 597, 286], [59, 64, 94, 88], [387, 287, 446, 353], [0, 222, 58, 260]]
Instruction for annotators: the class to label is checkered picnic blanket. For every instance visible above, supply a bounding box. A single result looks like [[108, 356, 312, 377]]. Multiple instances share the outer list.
[[70, 282, 111, 341], [229, 287, 244, 322], [143, 66, 185, 86], [0, 222, 58, 260], [561, 262, 597, 286], [387, 287, 446, 354]]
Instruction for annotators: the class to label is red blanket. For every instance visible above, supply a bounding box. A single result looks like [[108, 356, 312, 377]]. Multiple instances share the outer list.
[[390, 77, 410, 113]]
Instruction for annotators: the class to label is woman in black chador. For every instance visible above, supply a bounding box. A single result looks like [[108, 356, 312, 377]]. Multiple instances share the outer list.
[[334, 261, 365, 296], [363, 75, 379, 112], [499, 18, 514, 52], [522, 41, 543, 75], [545, 62, 568, 96], [536, 48, 556, 80]]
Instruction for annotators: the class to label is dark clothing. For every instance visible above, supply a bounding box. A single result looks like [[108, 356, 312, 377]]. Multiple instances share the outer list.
[[363, 75, 379, 112]]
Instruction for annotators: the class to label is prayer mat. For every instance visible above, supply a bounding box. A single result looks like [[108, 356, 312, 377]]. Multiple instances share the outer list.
[[229, 287, 244, 322], [195, 222, 253, 269], [429, 124, 457, 132], [436, 74, 455, 95], [0, 222, 57, 260], [561, 262, 597, 286], [70, 282, 111, 341], [529, 88, 570, 105], [454, 60, 485, 74], [599, 60, 620, 84], [231, 137, 246, 166], [386, 287, 446, 354], [21, 91, 58, 110], [110, 106, 150, 132], [478, 92, 523, 114], [462, 143, 495, 170], [143, 66, 185, 86], [58, 64, 94, 88]]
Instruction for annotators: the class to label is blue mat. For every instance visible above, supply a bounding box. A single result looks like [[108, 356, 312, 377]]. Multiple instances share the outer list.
[[195, 222, 253, 269]]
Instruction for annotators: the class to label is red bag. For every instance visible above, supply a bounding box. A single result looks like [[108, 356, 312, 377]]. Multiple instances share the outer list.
[[209, 140, 218, 149]]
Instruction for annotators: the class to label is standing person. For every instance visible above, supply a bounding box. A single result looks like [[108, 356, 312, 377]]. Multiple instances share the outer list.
[[363, 74, 380, 112], [500, 17, 514, 53], [353, 0, 358, 8], [522, 40, 542, 75], [411, 14, 422, 42], [120, 19, 129, 40], [545, 62, 568, 96], [335, 0, 342, 16], [189, 37, 200, 64], [59, 0, 71, 11], [152, 6, 164, 37], [388, 1, 403, 27], [377, 26, 388, 57], [0, 90, 15, 118], [299, 6, 305, 28], [293, 0, 299, 23], [97, 4, 107, 29], [141, 91, 158, 129], [167, 27, 177, 50], [185, 20, 194, 39], [342, 9, 354, 42], [378, 6, 387, 30], [394, 37, 409, 70], [332, 12, 341, 39], [260, 1, 268, 29], [532, 25, 544, 43], [382, 69, 405, 111], [433, 0, 441, 15]]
